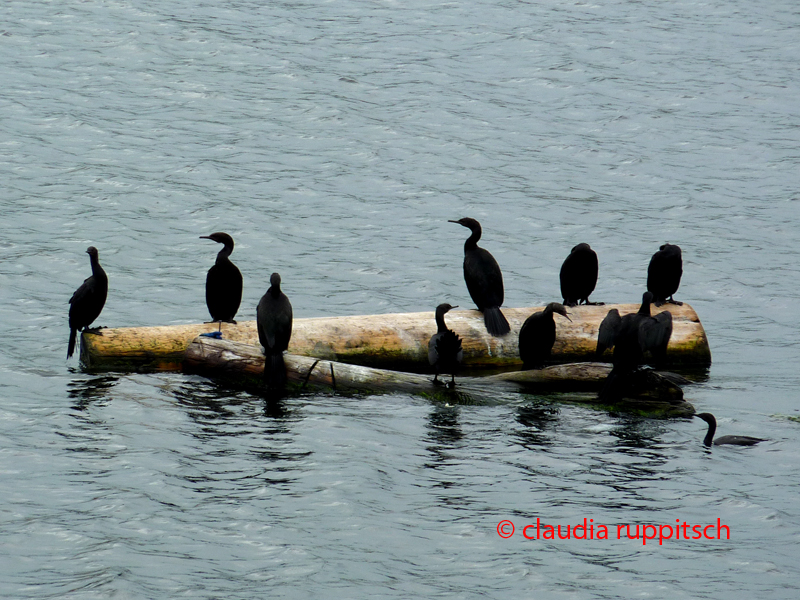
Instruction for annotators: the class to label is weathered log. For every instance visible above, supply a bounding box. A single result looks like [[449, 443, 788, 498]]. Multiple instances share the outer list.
[[182, 337, 694, 416], [81, 303, 711, 372]]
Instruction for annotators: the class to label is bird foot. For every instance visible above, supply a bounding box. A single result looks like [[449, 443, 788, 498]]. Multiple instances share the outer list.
[[84, 327, 105, 335], [432, 377, 445, 386], [584, 301, 605, 306], [446, 380, 457, 390], [666, 299, 683, 306]]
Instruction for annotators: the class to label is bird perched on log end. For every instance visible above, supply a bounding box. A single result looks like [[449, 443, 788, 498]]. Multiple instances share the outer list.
[[200, 232, 243, 328], [695, 413, 766, 447], [560, 243, 603, 307], [518, 302, 571, 368], [68, 246, 108, 359], [596, 292, 672, 367], [428, 303, 463, 387], [449, 217, 510, 337], [257, 273, 293, 390], [647, 243, 683, 307], [596, 291, 673, 401]]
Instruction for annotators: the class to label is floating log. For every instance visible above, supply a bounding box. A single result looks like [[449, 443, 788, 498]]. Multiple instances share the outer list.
[[182, 336, 694, 416], [81, 303, 711, 372]]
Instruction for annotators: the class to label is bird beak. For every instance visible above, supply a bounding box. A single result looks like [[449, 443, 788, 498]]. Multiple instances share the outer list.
[[199, 236, 211, 239], [452, 306, 459, 309], [447, 219, 459, 224]]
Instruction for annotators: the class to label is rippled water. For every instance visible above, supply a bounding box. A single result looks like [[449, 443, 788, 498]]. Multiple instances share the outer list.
[[2, 0, 800, 597]]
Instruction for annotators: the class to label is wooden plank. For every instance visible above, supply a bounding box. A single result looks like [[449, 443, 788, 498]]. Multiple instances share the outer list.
[[181, 336, 694, 417], [81, 303, 711, 371]]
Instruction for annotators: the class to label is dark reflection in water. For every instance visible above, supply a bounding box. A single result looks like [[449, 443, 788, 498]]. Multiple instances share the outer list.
[[67, 375, 119, 410], [424, 404, 463, 475], [514, 400, 559, 449], [609, 416, 668, 451], [172, 378, 311, 490], [172, 378, 302, 435]]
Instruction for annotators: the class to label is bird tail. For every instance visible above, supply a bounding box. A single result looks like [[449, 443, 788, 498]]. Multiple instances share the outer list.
[[67, 328, 77, 359], [264, 352, 287, 389], [483, 306, 510, 336]]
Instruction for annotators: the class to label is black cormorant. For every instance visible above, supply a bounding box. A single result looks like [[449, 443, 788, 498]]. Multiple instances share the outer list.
[[449, 217, 510, 336], [67, 246, 108, 359], [560, 243, 602, 307], [596, 292, 672, 368], [257, 273, 293, 389], [647, 243, 683, 306], [518, 302, 571, 368], [695, 413, 766, 447], [428, 303, 463, 387], [200, 232, 243, 326], [596, 292, 673, 400]]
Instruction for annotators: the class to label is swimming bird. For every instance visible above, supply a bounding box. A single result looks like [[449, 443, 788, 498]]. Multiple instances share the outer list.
[[257, 273, 293, 389], [560, 243, 602, 307], [67, 246, 108, 359], [449, 217, 510, 336], [518, 302, 571, 368], [695, 413, 766, 447], [647, 243, 683, 306], [428, 303, 463, 387], [200, 232, 243, 326]]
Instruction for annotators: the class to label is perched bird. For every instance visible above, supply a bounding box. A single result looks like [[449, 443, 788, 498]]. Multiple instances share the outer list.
[[596, 292, 672, 369], [647, 243, 683, 306], [518, 302, 571, 368], [428, 303, 463, 387], [449, 217, 510, 336], [257, 273, 293, 389], [67, 246, 108, 359], [695, 413, 766, 447], [560, 243, 602, 307], [596, 292, 673, 401], [200, 232, 243, 326]]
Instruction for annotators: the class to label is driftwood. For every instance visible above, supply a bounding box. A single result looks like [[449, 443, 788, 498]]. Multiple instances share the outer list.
[[82, 303, 711, 372], [182, 337, 694, 416]]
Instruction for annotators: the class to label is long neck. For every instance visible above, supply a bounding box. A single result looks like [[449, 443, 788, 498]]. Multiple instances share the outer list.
[[90, 254, 107, 282], [216, 243, 233, 264], [464, 225, 481, 251], [435, 311, 449, 333], [269, 284, 282, 298], [703, 421, 716, 446], [638, 301, 651, 316]]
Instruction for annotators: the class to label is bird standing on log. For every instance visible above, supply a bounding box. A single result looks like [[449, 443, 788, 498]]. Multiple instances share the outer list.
[[200, 232, 243, 327], [428, 303, 463, 387], [68, 246, 108, 359], [518, 302, 571, 369], [596, 291, 673, 400], [257, 273, 293, 389], [449, 217, 510, 336], [695, 413, 766, 447], [560, 243, 602, 307], [647, 243, 682, 306]]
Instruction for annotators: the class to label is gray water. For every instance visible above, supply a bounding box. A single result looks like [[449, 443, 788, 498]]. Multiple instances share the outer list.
[[2, 0, 800, 598]]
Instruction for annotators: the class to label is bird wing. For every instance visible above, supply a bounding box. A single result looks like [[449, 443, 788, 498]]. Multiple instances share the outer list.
[[69, 276, 93, 305], [596, 309, 621, 355], [638, 311, 673, 358]]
